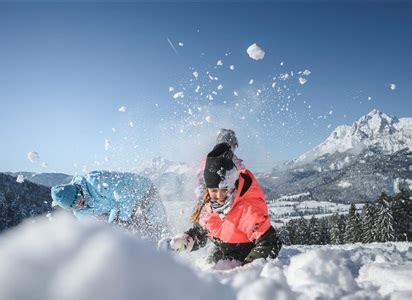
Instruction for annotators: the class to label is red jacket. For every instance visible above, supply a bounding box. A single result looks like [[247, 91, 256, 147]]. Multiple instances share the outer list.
[[205, 169, 272, 243]]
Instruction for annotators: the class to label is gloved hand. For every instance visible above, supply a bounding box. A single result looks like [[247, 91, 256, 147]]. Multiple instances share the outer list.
[[158, 237, 173, 251], [169, 233, 194, 253]]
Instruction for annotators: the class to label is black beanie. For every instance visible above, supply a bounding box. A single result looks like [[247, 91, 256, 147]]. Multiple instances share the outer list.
[[203, 143, 236, 188]]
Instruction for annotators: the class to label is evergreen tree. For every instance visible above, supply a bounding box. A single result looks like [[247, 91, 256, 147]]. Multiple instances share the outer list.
[[330, 213, 346, 244], [344, 204, 362, 244], [392, 190, 411, 241], [278, 225, 291, 245], [295, 214, 309, 244], [308, 215, 321, 245], [319, 217, 331, 245], [286, 219, 298, 244], [362, 202, 378, 243], [375, 192, 395, 242]]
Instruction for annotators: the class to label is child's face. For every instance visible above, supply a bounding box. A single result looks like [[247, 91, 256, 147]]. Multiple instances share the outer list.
[[75, 194, 86, 209], [208, 188, 229, 204]]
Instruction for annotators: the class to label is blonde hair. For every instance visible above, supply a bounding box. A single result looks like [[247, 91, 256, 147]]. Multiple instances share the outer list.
[[190, 192, 211, 224]]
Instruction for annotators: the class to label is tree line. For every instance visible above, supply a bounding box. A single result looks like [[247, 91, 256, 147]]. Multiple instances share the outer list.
[[277, 190, 412, 245]]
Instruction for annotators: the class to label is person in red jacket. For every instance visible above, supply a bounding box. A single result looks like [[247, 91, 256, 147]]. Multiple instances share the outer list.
[[162, 143, 282, 265]]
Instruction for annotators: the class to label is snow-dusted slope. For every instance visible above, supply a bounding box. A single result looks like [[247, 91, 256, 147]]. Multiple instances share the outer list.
[[296, 109, 412, 164], [1, 213, 411, 300]]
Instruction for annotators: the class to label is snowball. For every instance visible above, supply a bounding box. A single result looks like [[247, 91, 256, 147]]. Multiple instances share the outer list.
[[390, 83, 396, 90], [129, 122, 134, 128], [118, 106, 127, 113], [302, 70, 311, 76], [41, 162, 48, 168], [217, 84, 223, 90], [233, 91, 239, 96], [280, 62, 284, 66], [173, 92, 185, 99], [249, 79, 254, 85], [368, 96, 372, 101], [195, 85, 200, 93], [16, 175, 24, 184], [193, 71, 199, 79], [205, 116, 212, 123], [27, 151, 40, 163], [229, 65, 235, 71], [246, 43, 265, 60], [299, 77, 307, 85], [178, 42, 184, 47], [169, 87, 174, 92], [217, 60, 223, 66]]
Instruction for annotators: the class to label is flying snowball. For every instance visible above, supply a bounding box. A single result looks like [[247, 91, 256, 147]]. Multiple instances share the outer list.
[[173, 92, 185, 99], [178, 42, 184, 47], [217, 84, 223, 90], [41, 162, 49, 168], [390, 83, 396, 90], [247, 43, 265, 60], [129, 121, 134, 128], [16, 175, 24, 184], [193, 71, 199, 79], [299, 77, 307, 85], [217, 60, 223, 66], [229, 65, 235, 71], [118, 106, 127, 113], [28, 151, 40, 163], [205, 116, 212, 123]]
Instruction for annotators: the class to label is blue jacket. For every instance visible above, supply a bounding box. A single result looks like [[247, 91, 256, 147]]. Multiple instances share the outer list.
[[69, 171, 160, 223]]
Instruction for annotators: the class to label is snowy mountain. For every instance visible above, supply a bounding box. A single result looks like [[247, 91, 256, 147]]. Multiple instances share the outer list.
[[0, 173, 53, 233], [3, 172, 72, 187], [295, 109, 412, 164], [257, 110, 412, 219]]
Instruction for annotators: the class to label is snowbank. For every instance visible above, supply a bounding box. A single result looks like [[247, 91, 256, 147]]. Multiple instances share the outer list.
[[0, 213, 234, 300], [1, 213, 411, 300]]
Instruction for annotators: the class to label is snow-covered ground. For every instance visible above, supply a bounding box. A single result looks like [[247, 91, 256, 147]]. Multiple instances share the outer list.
[[267, 197, 364, 223], [1, 213, 411, 300]]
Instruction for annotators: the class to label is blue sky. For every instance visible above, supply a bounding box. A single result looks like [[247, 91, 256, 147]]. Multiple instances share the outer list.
[[1, 2, 411, 175]]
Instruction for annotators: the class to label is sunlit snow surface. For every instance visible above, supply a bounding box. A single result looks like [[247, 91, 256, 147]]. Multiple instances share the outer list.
[[1, 213, 411, 300]]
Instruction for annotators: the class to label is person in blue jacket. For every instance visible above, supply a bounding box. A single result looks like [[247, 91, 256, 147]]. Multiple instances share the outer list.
[[51, 171, 167, 242]]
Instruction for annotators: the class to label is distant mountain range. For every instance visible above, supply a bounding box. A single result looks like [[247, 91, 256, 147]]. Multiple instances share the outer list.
[[3, 172, 72, 187], [257, 110, 412, 204], [0, 173, 53, 233]]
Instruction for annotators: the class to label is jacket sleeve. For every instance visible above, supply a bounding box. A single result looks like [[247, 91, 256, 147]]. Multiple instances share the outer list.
[[237, 200, 272, 242], [242, 226, 282, 265], [185, 223, 209, 251]]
